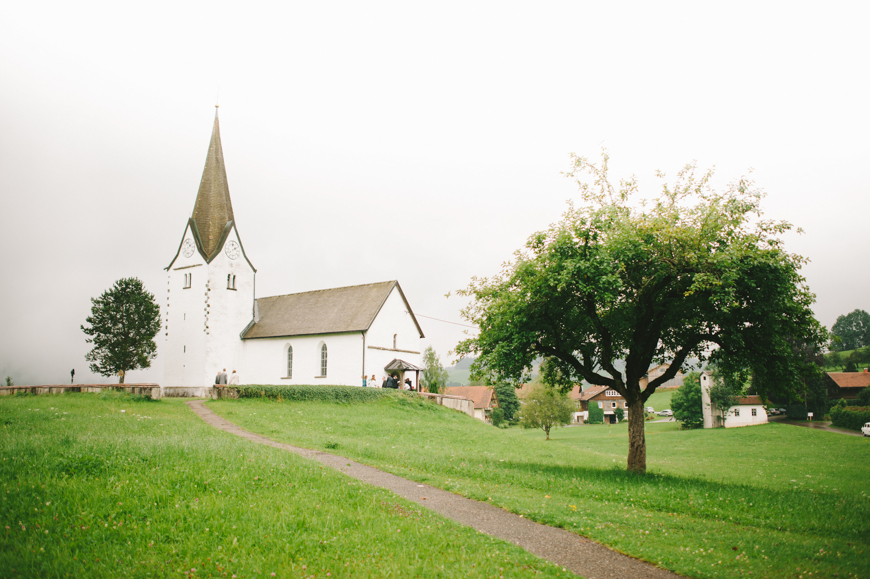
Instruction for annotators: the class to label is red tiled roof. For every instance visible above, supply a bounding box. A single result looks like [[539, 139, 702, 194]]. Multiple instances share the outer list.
[[735, 395, 764, 406], [444, 386, 494, 409], [827, 372, 870, 389]]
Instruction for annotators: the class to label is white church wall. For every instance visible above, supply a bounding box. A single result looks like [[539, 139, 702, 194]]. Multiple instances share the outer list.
[[364, 286, 423, 385], [722, 405, 768, 428], [163, 225, 208, 387], [242, 332, 365, 386], [701, 372, 714, 428], [202, 227, 254, 385]]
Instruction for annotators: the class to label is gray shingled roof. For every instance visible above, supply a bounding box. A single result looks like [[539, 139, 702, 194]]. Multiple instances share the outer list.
[[243, 281, 424, 339], [192, 108, 235, 259]]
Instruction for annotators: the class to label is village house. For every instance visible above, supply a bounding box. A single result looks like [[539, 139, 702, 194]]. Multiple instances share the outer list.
[[443, 386, 498, 423], [825, 369, 870, 400], [574, 385, 629, 424], [639, 363, 685, 390], [700, 372, 768, 428]]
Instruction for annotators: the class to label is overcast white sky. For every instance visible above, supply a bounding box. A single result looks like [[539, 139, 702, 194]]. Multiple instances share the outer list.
[[1, 1, 868, 385]]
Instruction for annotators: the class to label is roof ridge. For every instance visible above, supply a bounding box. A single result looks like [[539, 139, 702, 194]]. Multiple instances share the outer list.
[[259, 280, 396, 301]]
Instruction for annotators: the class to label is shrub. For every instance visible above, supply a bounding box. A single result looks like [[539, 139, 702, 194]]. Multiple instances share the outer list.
[[587, 404, 604, 424], [857, 387, 870, 406], [671, 372, 703, 428], [786, 403, 807, 420], [491, 407, 505, 427], [830, 406, 870, 431], [493, 384, 521, 421], [614, 407, 624, 422], [233, 385, 393, 403]]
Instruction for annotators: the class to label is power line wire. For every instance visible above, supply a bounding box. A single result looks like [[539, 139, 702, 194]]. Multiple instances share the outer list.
[[414, 313, 478, 329]]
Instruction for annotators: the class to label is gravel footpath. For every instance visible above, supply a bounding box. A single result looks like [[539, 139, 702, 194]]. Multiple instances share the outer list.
[[186, 400, 683, 579]]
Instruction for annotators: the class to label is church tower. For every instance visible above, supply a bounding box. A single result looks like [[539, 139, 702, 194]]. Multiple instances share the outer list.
[[163, 107, 256, 386]]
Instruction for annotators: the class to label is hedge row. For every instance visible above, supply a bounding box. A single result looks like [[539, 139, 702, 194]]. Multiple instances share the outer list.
[[231, 384, 394, 404], [830, 406, 870, 431]]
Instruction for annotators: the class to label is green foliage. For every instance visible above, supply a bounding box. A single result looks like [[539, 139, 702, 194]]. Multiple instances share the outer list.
[[518, 384, 574, 439], [613, 406, 624, 422], [830, 406, 870, 431], [4, 376, 12, 386], [787, 403, 807, 420], [830, 309, 870, 351], [81, 277, 161, 383], [421, 346, 449, 394], [858, 387, 870, 406], [456, 151, 822, 471], [211, 397, 870, 579], [493, 383, 521, 421], [586, 402, 604, 424], [844, 360, 858, 372], [539, 357, 572, 391], [490, 407, 505, 427], [233, 384, 393, 403], [671, 372, 703, 428]]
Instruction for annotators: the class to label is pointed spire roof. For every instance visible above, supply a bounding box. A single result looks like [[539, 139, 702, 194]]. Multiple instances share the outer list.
[[191, 106, 235, 259]]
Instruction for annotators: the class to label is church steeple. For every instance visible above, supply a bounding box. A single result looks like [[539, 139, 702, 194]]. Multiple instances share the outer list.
[[191, 106, 235, 259]]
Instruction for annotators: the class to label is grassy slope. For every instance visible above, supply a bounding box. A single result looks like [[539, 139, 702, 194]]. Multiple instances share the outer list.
[[643, 389, 675, 412], [0, 393, 572, 579], [209, 395, 870, 579]]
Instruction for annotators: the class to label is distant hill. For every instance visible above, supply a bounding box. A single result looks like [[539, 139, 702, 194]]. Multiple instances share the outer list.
[[452, 357, 475, 370]]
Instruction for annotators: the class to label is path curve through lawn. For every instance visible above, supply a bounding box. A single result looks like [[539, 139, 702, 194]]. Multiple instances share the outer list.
[[186, 400, 681, 579]]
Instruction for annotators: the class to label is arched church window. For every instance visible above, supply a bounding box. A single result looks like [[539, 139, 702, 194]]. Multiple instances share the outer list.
[[227, 274, 236, 290], [286, 346, 293, 378], [183, 273, 192, 289], [393, 334, 397, 349], [320, 344, 328, 377]]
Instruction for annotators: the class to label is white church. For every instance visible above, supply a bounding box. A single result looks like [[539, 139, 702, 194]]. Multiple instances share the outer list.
[[162, 109, 425, 388]]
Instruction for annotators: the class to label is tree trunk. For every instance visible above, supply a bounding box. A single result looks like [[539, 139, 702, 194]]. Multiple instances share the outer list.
[[626, 400, 646, 473], [119, 370, 125, 384]]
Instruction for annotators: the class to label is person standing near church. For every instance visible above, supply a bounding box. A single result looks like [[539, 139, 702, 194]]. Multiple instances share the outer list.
[[219, 368, 228, 385], [371, 374, 378, 388], [215, 369, 222, 385], [381, 376, 387, 388], [362, 375, 367, 387], [229, 370, 239, 385]]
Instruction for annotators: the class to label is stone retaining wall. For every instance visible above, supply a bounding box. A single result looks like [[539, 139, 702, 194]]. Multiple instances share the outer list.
[[0, 384, 161, 399], [162, 387, 214, 398]]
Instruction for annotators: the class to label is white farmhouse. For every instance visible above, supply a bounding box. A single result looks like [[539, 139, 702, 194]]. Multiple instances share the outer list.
[[162, 109, 424, 388], [700, 372, 768, 428]]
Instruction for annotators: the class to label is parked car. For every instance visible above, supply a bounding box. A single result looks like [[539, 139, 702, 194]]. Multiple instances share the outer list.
[[862, 422, 870, 437], [657, 409, 673, 417], [767, 407, 780, 416], [645, 407, 655, 413]]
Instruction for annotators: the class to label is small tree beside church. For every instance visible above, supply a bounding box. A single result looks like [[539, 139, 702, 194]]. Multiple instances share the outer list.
[[81, 278, 161, 383], [421, 346, 448, 394]]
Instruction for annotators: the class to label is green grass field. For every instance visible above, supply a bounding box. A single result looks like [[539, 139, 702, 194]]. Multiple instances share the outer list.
[[209, 393, 870, 579], [0, 393, 573, 579]]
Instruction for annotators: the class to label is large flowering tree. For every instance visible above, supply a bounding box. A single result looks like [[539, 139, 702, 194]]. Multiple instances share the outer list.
[[456, 153, 824, 473]]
